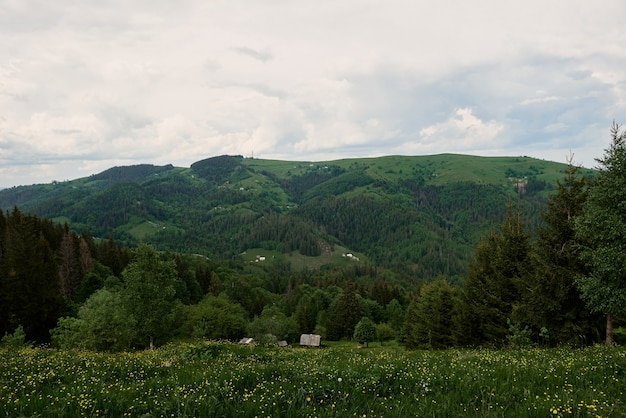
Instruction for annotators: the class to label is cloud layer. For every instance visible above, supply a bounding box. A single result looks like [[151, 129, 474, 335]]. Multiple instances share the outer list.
[[1, 0, 625, 187]]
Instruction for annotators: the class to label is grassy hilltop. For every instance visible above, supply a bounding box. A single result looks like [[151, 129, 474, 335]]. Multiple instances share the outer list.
[[0, 154, 593, 279]]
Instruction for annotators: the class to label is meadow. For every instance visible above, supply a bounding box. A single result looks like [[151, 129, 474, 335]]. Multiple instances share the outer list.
[[1, 341, 624, 417]]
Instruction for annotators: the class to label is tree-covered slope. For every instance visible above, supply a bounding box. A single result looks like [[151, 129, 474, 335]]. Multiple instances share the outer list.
[[0, 154, 594, 279]]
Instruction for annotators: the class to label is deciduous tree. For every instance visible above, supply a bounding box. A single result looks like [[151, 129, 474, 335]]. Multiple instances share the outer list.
[[353, 317, 377, 347], [121, 245, 181, 348]]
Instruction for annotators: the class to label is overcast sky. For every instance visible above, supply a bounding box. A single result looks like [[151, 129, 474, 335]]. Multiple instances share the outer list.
[[1, 1, 625, 188]]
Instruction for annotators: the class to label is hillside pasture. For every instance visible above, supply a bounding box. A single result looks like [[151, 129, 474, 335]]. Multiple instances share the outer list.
[[1, 342, 624, 417]]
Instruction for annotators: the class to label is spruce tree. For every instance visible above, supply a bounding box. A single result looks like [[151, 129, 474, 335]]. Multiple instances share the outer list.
[[0, 209, 65, 342], [404, 278, 460, 349], [574, 122, 626, 345], [329, 280, 361, 340], [462, 205, 531, 346], [516, 159, 600, 345]]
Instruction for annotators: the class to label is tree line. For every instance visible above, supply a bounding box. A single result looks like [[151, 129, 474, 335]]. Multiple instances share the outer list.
[[2, 124, 625, 350]]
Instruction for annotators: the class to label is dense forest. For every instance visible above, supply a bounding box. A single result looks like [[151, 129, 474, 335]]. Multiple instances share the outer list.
[[0, 153, 583, 280], [1, 129, 625, 351]]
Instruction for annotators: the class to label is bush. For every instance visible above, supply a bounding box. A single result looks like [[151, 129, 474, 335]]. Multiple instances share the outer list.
[[1, 325, 32, 349], [507, 319, 535, 349]]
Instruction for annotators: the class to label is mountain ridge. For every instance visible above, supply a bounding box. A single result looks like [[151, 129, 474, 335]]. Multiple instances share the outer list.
[[0, 153, 595, 279]]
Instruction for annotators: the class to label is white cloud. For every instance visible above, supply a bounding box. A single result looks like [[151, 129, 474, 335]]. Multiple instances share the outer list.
[[1, 0, 626, 187], [413, 108, 505, 154]]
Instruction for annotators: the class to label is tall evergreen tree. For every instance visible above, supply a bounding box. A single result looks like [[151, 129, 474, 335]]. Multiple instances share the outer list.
[[58, 228, 83, 300], [515, 160, 600, 345], [574, 122, 626, 345], [328, 280, 361, 340], [404, 278, 460, 349], [462, 205, 532, 346], [294, 293, 318, 334], [0, 209, 65, 342]]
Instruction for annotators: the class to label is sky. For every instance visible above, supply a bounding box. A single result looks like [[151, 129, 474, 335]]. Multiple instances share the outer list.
[[1, 0, 626, 188]]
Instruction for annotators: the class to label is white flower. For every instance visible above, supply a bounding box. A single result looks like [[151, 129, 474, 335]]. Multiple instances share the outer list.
[[337, 377, 343, 382]]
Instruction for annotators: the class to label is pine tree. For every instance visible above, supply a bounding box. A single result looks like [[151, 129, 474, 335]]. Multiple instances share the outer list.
[[404, 278, 460, 349], [0, 209, 65, 342], [515, 159, 600, 345], [462, 205, 532, 346], [574, 122, 626, 345], [328, 280, 361, 340], [58, 228, 83, 300], [295, 294, 318, 334]]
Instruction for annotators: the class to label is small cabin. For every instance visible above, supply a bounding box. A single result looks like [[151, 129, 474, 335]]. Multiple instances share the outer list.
[[299, 334, 321, 348]]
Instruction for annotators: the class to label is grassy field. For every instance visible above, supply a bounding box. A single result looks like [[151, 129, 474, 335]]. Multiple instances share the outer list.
[[241, 153, 589, 187], [1, 341, 624, 417]]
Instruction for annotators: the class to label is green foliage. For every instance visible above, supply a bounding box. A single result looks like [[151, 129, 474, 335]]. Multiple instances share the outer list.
[[121, 245, 182, 348], [294, 294, 318, 334], [574, 123, 626, 344], [1, 325, 32, 349], [404, 279, 461, 349], [327, 281, 361, 340], [353, 317, 377, 347], [0, 154, 571, 279], [2, 343, 625, 417], [514, 162, 600, 346], [0, 209, 68, 342], [384, 299, 405, 332], [462, 206, 532, 346], [1, 153, 617, 350], [89, 164, 174, 185], [245, 213, 321, 256], [190, 155, 243, 183], [52, 288, 135, 351], [375, 323, 396, 344], [182, 295, 247, 340], [248, 305, 299, 343], [506, 319, 534, 349]]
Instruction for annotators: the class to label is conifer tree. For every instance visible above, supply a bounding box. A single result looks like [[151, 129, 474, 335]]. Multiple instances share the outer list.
[[574, 122, 626, 345], [462, 205, 531, 346], [0, 209, 65, 342], [404, 278, 460, 349], [516, 159, 600, 345], [295, 293, 318, 334], [59, 228, 83, 300], [328, 280, 361, 340]]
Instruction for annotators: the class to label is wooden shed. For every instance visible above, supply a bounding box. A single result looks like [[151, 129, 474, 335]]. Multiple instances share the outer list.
[[299, 334, 321, 347]]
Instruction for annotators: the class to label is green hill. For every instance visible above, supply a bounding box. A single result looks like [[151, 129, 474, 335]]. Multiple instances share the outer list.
[[0, 154, 594, 279]]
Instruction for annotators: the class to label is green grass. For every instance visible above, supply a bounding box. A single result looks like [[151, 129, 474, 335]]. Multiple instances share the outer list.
[[1, 342, 624, 417], [241, 245, 367, 272], [241, 154, 590, 200]]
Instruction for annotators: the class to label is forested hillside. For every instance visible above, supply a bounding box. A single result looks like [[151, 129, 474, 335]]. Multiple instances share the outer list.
[[3, 141, 626, 351], [0, 154, 585, 280]]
